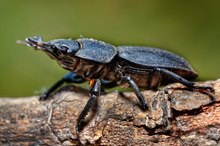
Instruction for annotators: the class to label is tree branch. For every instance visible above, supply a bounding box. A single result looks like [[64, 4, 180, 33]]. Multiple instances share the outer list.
[[0, 79, 220, 145]]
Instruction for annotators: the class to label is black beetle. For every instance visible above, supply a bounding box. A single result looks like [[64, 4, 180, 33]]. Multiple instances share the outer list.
[[22, 36, 213, 142]]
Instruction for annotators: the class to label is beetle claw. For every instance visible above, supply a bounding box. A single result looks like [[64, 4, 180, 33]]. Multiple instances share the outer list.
[[39, 95, 46, 100]]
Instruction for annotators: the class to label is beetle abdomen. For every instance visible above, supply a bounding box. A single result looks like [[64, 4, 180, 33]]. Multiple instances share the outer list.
[[117, 46, 196, 74]]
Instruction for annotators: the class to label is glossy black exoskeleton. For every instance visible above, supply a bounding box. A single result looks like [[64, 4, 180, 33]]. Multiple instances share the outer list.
[[23, 36, 214, 143]]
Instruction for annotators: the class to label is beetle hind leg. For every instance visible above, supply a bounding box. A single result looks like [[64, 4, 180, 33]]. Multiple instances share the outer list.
[[156, 68, 214, 94]]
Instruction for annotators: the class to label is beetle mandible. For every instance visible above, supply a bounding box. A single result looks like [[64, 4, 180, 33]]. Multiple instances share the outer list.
[[22, 36, 214, 142]]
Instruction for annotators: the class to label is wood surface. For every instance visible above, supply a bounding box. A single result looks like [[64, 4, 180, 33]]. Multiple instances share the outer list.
[[0, 79, 220, 145]]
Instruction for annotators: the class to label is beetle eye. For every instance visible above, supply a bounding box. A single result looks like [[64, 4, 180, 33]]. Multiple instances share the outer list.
[[51, 45, 56, 49], [60, 45, 69, 51]]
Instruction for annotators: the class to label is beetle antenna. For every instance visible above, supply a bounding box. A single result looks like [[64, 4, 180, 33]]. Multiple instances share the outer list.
[[16, 40, 28, 46]]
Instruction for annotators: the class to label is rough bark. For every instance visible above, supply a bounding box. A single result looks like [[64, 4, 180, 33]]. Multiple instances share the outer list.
[[0, 79, 220, 146]]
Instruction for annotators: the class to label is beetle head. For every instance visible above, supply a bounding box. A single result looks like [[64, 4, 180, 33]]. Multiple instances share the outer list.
[[25, 36, 81, 70], [26, 36, 80, 55]]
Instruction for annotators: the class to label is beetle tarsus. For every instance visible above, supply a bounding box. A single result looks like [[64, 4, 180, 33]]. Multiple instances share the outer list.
[[39, 78, 66, 100], [39, 94, 48, 100], [192, 85, 214, 92]]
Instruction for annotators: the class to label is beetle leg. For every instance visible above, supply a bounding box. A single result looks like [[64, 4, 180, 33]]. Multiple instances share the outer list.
[[76, 79, 101, 143], [155, 68, 214, 92], [40, 72, 86, 100], [122, 76, 148, 110], [100, 79, 117, 94], [101, 79, 117, 88], [147, 68, 162, 90]]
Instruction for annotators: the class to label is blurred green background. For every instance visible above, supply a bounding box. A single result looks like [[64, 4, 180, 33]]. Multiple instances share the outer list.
[[0, 0, 219, 97]]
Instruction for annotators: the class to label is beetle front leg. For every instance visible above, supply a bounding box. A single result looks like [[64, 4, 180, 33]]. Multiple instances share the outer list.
[[40, 72, 86, 100], [121, 76, 148, 110], [76, 79, 101, 143]]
